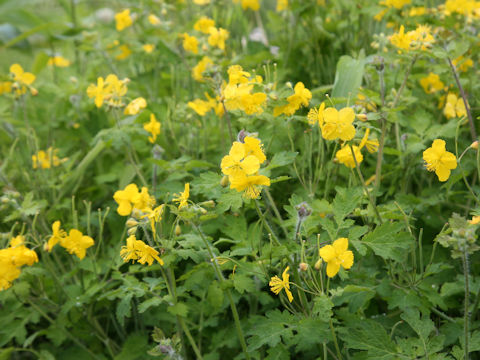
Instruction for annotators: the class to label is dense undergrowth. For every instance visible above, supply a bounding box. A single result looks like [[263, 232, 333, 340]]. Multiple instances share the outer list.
[[1, 0, 480, 359]]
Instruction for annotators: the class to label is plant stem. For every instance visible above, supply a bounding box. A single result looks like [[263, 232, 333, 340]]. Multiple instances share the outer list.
[[329, 319, 343, 360], [463, 247, 470, 360], [192, 224, 250, 360], [447, 57, 476, 141]]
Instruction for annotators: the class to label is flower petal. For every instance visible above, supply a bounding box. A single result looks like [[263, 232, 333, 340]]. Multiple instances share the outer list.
[[319, 245, 336, 262]]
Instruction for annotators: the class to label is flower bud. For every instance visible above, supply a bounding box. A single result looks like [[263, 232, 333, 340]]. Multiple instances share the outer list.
[[470, 141, 478, 150], [175, 224, 182, 236], [127, 226, 137, 235], [126, 218, 138, 228], [220, 176, 229, 187], [356, 113, 368, 121], [237, 129, 247, 143], [296, 202, 312, 220], [199, 200, 215, 208], [314, 258, 322, 270], [299, 262, 308, 271]]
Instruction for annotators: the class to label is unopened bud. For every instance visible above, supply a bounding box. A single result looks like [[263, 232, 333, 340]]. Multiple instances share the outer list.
[[175, 224, 181, 236], [471, 141, 478, 150], [30, 87, 38, 96], [220, 176, 229, 187], [237, 129, 247, 143], [357, 113, 368, 121], [126, 218, 138, 228], [299, 262, 308, 271], [296, 202, 311, 219], [314, 258, 322, 270], [131, 209, 142, 218], [127, 226, 137, 235], [200, 200, 215, 208], [199, 207, 207, 215]]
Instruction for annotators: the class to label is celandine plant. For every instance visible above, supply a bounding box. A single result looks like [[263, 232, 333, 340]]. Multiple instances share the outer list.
[[0, 0, 479, 359]]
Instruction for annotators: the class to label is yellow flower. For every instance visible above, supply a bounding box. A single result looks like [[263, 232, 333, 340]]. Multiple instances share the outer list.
[[142, 205, 165, 237], [45, 221, 67, 252], [194, 16, 215, 34], [321, 107, 356, 141], [408, 6, 427, 16], [307, 102, 325, 127], [419, 73, 444, 94], [124, 97, 147, 115], [10, 64, 36, 95], [0, 238, 38, 291], [173, 183, 190, 209], [335, 145, 363, 168], [60, 229, 94, 260], [221, 142, 260, 177], [380, 0, 411, 9], [208, 27, 229, 51], [443, 93, 466, 119], [389, 24, 434, 52], [193, 0, 210, 4], [453, 55, 474, 72], [319, 237, 354, 278], [32, 147, 66, 169], [47, 56, 71, 67], [235, 0, 260, 11], [269, 266, 293, 302], [423, 139, 457, 182], [0, 81, 12, 95], [230, 173, 270, 199], [114, 184, 140, 216], [389, 25, 416, 51], [359, 128, 379, 153], [115, 44, 132, 60], [273, 82, 312, 116], [469, 216, 480, 225], [182, 33, 199, 54], [276, 0, 288, 11], [144, 114, 161, 143], [243, 136, 266, 164], [115, 9, 133, 31], [87, 76, 109, 108], [87, 74, 128, 108], [0, 258, 20, 291], [142, 44, 155, 53], [120, 235, 164, 266], [148, 14, 161, 25], [445, 0, 478, 16], [188, 98, 213, 116], [192, 56, 213, 82], [228, 65, 251, 85]]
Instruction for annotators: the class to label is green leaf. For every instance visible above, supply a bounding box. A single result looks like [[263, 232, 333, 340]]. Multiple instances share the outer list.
[[247, 310, 295, 351], [138, 297, 163, 313], [332, 187, 363, 225], [265, 151, 298, 170], [293, 318, 330, 352], [332, 285, 375, 313], [332, 53, 366, 99], [167, 302, 189, 317], [114, 333, 149, 360], [362, 222, 413, 261], [312, 293, 334, 322], [217, 189, 243, 213], [207, 281, 224, 309], [265, 343, 289, 360], [401, 308, 435, 341], [339, 320, 401, 359], [116, 294, 133, 327]]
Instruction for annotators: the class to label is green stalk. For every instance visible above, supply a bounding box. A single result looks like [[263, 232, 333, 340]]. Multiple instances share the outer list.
[[192, 224, 250, 360], [463, 248, 470, 360]]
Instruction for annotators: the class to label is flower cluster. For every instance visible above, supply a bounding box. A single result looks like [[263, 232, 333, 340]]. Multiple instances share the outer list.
[[389, 24, 435, 52], [44, 221, 94, 260], [182, 15, 229, 56], [120, 235, 164, 266], [221, 133, 270, 199], [274, 82, 312, 116], [222, 65, 267, 115], [0, 235, 38, 291], [188, 93, 224, 117], [443, 93, 467, 119], [32, 148, 67, 169], [0, 64, 37, 96], [86, 74, 129, 108]]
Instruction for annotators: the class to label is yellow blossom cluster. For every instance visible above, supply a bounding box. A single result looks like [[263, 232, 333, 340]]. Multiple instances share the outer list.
[[44, 221, 95, 260], [192, 56, 213, 82], [188, 93, 224, 117], [389, 24, 435, 52], [113, 184, 156, 216], [444, 0, 480, 17], [233, 0, 260, 11], [274, 82, 312, 116], [115, 9, 133, 31], [182, 16, 229, 56], [47, 55, 71, 67], [86, 74, 129, 108], [335, 129, 379, 168], [419, 73, 444, 94], [443, 93, 467, 119], [32, 147, 67, 169], [0, 235, 38, 291], [222, 65, 267, 115], [120, 235, 164, 266], [0, 64, 37, 96], [221, 134, 270, 199]]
